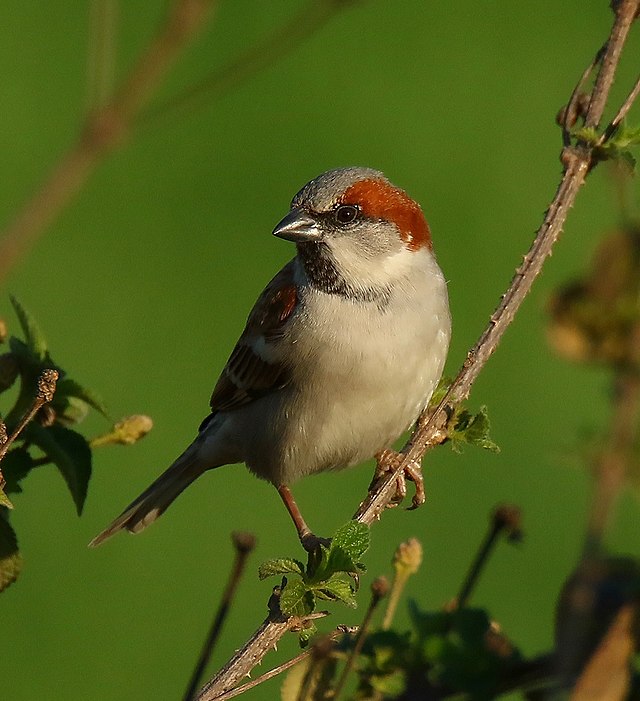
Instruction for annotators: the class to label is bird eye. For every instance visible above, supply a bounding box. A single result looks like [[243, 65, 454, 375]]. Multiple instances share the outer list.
[[334, 204, 359, 225]]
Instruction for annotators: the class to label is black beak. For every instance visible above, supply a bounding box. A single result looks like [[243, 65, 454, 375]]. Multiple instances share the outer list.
[[272, 208, 322, 243]]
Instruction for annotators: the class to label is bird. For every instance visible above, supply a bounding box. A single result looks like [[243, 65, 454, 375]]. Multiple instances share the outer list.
[[90, 167, 451, 550]]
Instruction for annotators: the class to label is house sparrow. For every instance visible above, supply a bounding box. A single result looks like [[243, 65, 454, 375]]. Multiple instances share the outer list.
[[90, 167, 451, 550]]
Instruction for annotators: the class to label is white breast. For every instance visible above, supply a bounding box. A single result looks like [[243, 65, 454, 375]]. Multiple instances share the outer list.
[[234, 248, 450, 485]]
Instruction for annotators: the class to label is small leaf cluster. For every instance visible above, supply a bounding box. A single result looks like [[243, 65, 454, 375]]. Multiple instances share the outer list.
[[352, 605, 521, 700], [260, 521, 370, 644], [0, 297, 151, 591], [574, 124, 640, 171], [448, 405, 500, 454], [428, 378, 500, 453]]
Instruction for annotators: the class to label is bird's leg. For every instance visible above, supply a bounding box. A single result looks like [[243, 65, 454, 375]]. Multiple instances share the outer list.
[[277, 484, 330, 552], [372, 449, 426, 509]]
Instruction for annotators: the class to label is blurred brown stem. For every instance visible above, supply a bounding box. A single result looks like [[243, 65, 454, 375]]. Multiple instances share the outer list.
[[183, 532, 256, 701], [457, 519, 505, 609], [585, 333, 640, 553], [143, 0, 350, 125], [0, 0, 217, 283]]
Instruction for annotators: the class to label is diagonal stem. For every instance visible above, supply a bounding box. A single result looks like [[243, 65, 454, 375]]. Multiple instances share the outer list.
[[183, 532, 256, 701]]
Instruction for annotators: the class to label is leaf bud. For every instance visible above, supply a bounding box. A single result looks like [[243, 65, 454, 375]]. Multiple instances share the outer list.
[[91, 414, 153, 447], [392, 537, 423, 576]]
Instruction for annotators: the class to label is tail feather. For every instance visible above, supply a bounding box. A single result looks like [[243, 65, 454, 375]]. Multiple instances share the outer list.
[[89, 444, 205, 547]]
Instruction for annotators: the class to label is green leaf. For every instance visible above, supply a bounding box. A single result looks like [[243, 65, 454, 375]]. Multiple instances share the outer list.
[[280, 577, 315, 617], [9, 336, 37, 370], [281, 657, 310, 700], [315, 574, 357, 608], [408, 601, 450, 641], [449, 405, 500, 453], [620, 150, 637, 172], [54, 378, 109, 419], [52, 395, 90, 426], [258, 557, 305, 580], [573, 126, 599, 146], [308, 521, 370, 583], [0, 447, 37, 494], [9, 295, 48, 362], [0, 487, 13, 509], [331, 521, 370, 561], [298, 623, 317, 648], [0, 514, 22, 592], [369, 670, 406, 697], [27, 423, 92, 514], [612, 125, 640, 149]]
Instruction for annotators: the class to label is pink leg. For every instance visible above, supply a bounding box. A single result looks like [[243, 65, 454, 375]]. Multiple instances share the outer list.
[[277, 485, 328, 551]]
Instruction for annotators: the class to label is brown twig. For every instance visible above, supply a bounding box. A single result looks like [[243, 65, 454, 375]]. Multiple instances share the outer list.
[[456, 505, 522, 609], [208, 626, 357, 701], [183, 532, 256, 701], [212, 648, 311, 701], [561, 45, 605, 146], [196, 609, 329, 701], [0, 0, 217, 283], [0, 419, 8, 496], [354, 0, 640, 528], [585, 0, 638, 130], [0, 369, 58, 463]]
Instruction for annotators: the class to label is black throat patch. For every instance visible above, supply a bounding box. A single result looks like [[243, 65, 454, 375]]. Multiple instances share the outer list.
[[297, 242, 391, 308]]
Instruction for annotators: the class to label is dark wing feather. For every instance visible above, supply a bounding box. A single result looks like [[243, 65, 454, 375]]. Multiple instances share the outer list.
[[208, 261, 298, 415]]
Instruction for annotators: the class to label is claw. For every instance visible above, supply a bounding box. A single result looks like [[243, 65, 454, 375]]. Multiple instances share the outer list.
[[373, 449, 426, 510]]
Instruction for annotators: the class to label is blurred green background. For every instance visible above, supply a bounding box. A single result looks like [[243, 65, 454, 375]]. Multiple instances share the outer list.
[[2, 1, 639, 699]]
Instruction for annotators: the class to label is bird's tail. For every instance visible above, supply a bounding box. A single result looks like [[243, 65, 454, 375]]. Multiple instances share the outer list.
[[89, 441, 206, 547]]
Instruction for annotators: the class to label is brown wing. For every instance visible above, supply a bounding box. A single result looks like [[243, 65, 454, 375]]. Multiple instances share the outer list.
[[208, 261, 298, 414]]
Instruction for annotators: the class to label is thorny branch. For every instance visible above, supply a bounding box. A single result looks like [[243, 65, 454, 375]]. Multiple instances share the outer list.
[[197, 610, 329, 701], [198, 2, 640, 698], [207, 625, 358, 701]]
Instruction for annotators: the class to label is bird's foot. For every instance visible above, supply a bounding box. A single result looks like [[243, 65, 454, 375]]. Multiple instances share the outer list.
[[372, 449, 426, 509]]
